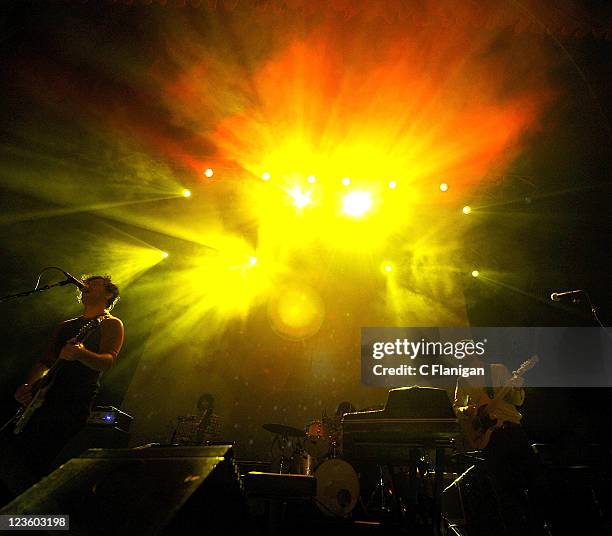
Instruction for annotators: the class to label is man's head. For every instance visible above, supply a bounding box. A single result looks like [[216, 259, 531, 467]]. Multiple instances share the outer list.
[[197, 393, 215, 413], [79, 275, 120, 311]]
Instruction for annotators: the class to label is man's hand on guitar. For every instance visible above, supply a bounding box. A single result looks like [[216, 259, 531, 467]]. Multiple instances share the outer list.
[[460, 405, 478, 418], [14, 383, 33, 406], [508, 375, 525, 388], [59, 339, 86, 361]]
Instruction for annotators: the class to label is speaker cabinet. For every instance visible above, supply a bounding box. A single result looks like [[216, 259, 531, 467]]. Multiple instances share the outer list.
[[0, 445, 250, 535]]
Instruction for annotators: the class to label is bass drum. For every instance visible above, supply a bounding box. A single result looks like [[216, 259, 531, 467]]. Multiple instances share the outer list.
[[314, 458, 360, 517]]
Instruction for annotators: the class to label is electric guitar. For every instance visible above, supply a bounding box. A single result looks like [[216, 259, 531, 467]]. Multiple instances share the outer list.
[[460, 355, 539, 450], [6, 315, 107, 435]]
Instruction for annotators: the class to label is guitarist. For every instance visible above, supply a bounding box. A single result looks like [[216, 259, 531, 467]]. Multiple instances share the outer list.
[[453, 353, 549, 536], [0, 275, 124, 498]]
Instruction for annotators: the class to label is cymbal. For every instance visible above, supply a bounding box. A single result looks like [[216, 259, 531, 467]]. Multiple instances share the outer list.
[[263, 423, 305, 437]]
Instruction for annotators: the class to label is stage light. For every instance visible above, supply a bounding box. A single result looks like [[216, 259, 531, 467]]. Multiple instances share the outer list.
[[307, 175, 316, 184], [341, 177, 351, 186], [248, 256, 257, 266], [471, 270, 479, 278], [342, 191, 372, 217], [388, 180, 397, 189], [440, 183, 448, 192], [161, 251, 169, 258], [463, 206, 471, 214], [288, 186, 312, 209], [182, 189, 192, 198], [262, 172, 271, 181], [204, 168, 214, 178]]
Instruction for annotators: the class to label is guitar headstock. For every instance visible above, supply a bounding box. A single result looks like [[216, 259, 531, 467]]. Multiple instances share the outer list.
[[513, 355, 539, 377]]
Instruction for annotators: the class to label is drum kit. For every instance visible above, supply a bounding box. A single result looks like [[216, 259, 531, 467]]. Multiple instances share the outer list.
[[262, 419, 360, 516]]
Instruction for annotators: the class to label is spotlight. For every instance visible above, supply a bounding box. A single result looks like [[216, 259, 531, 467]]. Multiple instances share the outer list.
[[307, 175, 316, 184], [440, 183, 449, 192], [161, 251, 169, 258], [388, 180, 397, 189], [262, 172, 271, 181], [204, 168, 214, 178], [342, 191, 372, 217], [384, 264, 393, 273], [462, 206, 471, 215], [288, 186, 312, 209], [341, 177, 351, 186], [182, 189, 192, 198], [471, 270, 479, 278], [248, 256, 257, 266]]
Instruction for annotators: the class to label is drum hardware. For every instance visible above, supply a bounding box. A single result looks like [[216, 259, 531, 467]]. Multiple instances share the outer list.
[[364, 465, 393, 515], [263, 423, 307, 474]]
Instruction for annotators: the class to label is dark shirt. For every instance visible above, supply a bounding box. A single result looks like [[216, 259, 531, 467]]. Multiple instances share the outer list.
[[41, 316, 107, 410]]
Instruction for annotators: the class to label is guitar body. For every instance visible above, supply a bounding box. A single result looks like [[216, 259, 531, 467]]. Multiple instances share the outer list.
[[12, 378, 56, 434], [461, 394, 503, 450], [459, 355, 539, 450]]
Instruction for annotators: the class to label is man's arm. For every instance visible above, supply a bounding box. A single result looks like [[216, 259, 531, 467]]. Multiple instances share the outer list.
[[60, 317, 124, 372], [453, 381, 477, 418], [505, 375, 525, 406]]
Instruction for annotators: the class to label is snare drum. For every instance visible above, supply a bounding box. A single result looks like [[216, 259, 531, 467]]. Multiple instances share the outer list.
[[314, 458, 360, 516], [303, 420, 330, 458]]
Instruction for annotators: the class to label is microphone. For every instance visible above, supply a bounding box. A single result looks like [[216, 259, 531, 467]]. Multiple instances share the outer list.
[[60, 270, 87, 291], [550, 289, 583, 302]]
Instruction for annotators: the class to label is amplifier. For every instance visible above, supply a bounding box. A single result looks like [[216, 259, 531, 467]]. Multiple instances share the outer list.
[[87, 406, 133, 432]]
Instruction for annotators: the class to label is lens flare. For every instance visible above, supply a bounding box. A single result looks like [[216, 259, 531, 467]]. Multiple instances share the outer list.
[[268, 285, 325, 340]]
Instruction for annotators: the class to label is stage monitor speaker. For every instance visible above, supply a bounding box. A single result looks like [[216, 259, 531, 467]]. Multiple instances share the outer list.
[[0, 445, 251, 535]]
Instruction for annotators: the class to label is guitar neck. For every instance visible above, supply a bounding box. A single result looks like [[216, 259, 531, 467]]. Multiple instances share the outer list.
[[486, 357, 538, 411]]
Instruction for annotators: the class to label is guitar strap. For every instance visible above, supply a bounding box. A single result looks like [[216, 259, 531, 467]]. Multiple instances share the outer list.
[[484, 364, 495, 399]]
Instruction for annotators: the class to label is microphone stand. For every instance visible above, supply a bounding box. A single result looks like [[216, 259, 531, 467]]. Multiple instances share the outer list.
[[0, 267, 77, 304], [0, 280, 72, 303]]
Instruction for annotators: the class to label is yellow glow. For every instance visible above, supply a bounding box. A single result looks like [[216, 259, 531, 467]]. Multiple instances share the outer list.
[[388, 180, 397, 189], [384, 264, 393, 273], [248, 256, 257, 265], [204, 168, 214, 178], [307, 175, 316, 184], [341, 177, 351, 186], [268, 285, 325, 340], [471, 270, 479, 278], [440, 183, 449, 192], [161, 251, 169, 258], [342, 191, 372, 217], [287, 186, 312, 209], [182, 189, 192, 198], [262, 171, 271, 181], [462, 206, 471, 214]]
